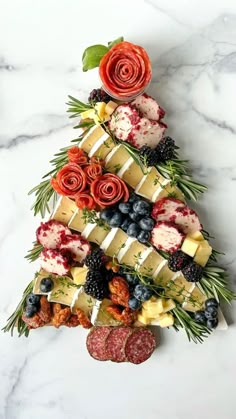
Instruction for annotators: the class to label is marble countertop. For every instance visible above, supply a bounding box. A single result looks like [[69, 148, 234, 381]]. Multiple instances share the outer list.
[[1, 0, 236, 418]]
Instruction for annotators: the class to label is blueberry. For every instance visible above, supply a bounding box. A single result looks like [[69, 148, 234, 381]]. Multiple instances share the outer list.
[[205, 298, 219, 309], [26, 293, 40, 306], [125, 273, 139, 286], [207, 318, 218, 329], [127, 223, 141, 238], [121, 218, 132, 232], [194, 311, 207, 324], [100, 208, 115, 222], [137, 230, 150, 244], [109, 212, 123, 227], [128, 297, 142, 310], [134, 284, 153, 301], [118, 202, 132, 214], [205, 306, 218, 319], [128, 193, 139, 203], [133, 200, 150, 216], [129, 212, 142, 222], [139, 217, 155, 231], [24, 304, 38, 318], [40, 277, 54, 293]]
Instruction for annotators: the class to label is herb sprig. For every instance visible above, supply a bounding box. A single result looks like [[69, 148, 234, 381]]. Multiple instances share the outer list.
[[81, 208, 110, 231], [2, 280, 34, 337], [25, 242, 43, 262], [172, 306, 211, 343], [199, 265, 236, 303]]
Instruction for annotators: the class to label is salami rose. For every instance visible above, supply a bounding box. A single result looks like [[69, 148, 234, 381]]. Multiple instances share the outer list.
[[51, 163, 87, 197], [90, 156, 105, 167], [75, 191, 96, 210], [67, 146, 88, 165], [91, 173, 129, 207], [84, 163, 103, 185], [99, 41, 151, 100]]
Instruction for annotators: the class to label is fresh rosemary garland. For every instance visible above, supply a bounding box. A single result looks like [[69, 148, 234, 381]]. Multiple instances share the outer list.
[[199, 265, 236, 303], [171, 306, 211, 344], [25, 242, 43, 262], [2, 280, 34, 337]]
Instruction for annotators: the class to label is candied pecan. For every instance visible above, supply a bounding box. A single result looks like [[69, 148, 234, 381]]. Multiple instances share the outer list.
[[65, 314, 81, 328], [108, 276, 130, 307], [106, 305, 137, 326], [38, 296, 52, 323], [110, 293, 129, 308], [76, 308, 92, 329], [105, 260, 120, 273], [22, 313, 45, 329], [52, 306, 71, 328]]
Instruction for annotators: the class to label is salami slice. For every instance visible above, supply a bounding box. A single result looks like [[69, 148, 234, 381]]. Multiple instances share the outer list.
[[86, 326, 112, 361], [125, 328, 156, 364], [105, 326, 132, 362]]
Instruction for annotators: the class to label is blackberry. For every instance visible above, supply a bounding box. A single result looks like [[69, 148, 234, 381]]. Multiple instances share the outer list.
[[156, 137, 176, 161], [88, 88, 112, 104], [86, 269, 103, 284], [139, 145, 159, 166], [182, 262, 203, 282], [85, 249, 105, 270], [168, 250, 192, 272], [84, 280, 107, 300]]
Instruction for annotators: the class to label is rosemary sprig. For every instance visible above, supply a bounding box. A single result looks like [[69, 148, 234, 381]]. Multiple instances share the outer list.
[[67, 95, 92, 119], [25, 242, 43, 262], [199, 265, 236, 303], [2, 280, 34, 337], [172, 306, 211, 343]]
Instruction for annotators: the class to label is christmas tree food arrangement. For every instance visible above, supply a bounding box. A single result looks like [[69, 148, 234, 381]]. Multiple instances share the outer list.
[[3, 38, 235, 365]]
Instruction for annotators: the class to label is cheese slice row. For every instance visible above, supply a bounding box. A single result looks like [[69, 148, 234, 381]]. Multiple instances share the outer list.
[[52, 197, 206, 312], [79, 125, 184, 202]]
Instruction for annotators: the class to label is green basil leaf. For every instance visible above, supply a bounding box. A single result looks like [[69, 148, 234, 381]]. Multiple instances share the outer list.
[[108, 36, 124, 49], [82, 44, 109, 72]]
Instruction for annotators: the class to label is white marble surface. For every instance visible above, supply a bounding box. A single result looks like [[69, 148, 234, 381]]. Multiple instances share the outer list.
[[1, 0, 236, 418]]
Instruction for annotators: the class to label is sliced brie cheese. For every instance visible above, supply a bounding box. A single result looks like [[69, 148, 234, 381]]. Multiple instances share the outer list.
[[88, 133, 115, 159], [105, 144, 130, 173], [137, 247, 164, 276], [135, 167, 167, 200], [47, 277, 78, 307], [182, 285, 207, 312], [117, 158, 144, 189], [153, 184, 185, 202], [117, 238, 147, 266], [168, 273, 195, 303], [151, 179, 171, 203], [154, 263, 175, 287], [79, 125, 105, 153], [100, 227, 128, 257], [72, 287, 95, 316], [82, 223, 110, 245], [51, 196, 77, 224], [68, 209, 86, 232]]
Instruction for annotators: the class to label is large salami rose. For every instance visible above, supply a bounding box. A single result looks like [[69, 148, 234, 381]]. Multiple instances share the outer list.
[[84, 163, 103, 185], [99, 41, 151, 100], [67, 146, 88, 165], [51, 163, 87, 197], [91, 173, 129, 207]]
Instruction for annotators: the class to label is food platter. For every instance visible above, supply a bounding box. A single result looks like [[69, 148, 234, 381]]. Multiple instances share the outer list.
[[3, 37, 235, 364]]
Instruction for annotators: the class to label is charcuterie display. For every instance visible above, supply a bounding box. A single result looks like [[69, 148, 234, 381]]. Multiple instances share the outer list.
[[3, 38, 235, 364]]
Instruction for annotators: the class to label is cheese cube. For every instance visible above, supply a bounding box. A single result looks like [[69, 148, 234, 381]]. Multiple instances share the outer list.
[[88, 133, 115, 160], [105, 101, 118, 116], [158, 313, 174, 328], [137, 248, 164, 277], [105, 145, 130, 173], [135, 167, 166, 200], [118, 158, 144, 189], [189, 231, 204, 241], [194, 240, 212, 267], [68, 209, 86, 232], [137, 314, 152, 325], [142, 299, 164, 317], [181, 236, 200, 257], [51, 196, 77, 224], [100, 228, 128, 257], [162, 299, 176, 312], [70, 266, 88, 285], [80, 125, 105, 153]]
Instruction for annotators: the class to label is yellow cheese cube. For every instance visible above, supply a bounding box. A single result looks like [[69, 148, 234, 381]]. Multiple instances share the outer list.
[[162, 299, 176, 312], [51, 196, 77, 224], [194, 240, 212, 267], [158, 313, 174, 328], [189, 231, 204, 241], [105, 101, 118, 116], [68, 209, 86, 232], [80, 109, 95, 120], [70, 266, 88, 285], [181, 236, 200, 257], [142, 300, 164, 317], [137, 314, 152, 325]]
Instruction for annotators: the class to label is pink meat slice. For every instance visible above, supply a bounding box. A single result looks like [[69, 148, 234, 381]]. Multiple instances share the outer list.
[[131, 93, 165, 121], [105, 327, 132, 362], [59, 234, 91, 262], [86, 327, 112, 361], [40, 248, 71, 275], [151, 197, 185, 221], [36, 220, 71, 249], [125, 328, 156, 364], [151, 221, 185, 253]]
